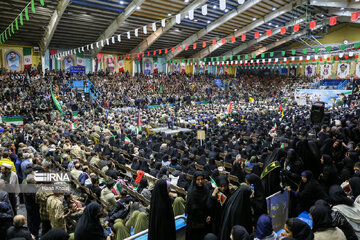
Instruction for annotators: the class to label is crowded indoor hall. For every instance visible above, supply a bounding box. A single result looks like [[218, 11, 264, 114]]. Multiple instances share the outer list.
[[0, 0, 360, 240]]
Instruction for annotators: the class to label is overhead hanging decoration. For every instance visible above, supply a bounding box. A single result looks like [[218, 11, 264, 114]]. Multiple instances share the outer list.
[[0, 0, 45, 44]]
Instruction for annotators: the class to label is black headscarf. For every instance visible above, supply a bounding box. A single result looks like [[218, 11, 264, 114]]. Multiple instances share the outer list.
[[203, 233, 218, 240], [310, 205, 332, 233], [245, 173, 267, 223], [74, 202, 105, 240], [329, 184, 354, 206], [349, 177, 360, 199], [131, 158, 141, 170], [186, 171, 210, 211], [287, 218, 314, 240], [219, 185, 252, 240], [137, 178, 148, 194], [232, 225, 250, 240], [41, 228, 69, 240], [148, 179, 176, 240]]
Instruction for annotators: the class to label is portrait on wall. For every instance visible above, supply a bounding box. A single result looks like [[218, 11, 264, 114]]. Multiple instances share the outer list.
[[61, 55, 76, 71], [2, 49, 23, 71], [355, 62, 360, 79], [143, 58, 153, 75], [105, 56, 115, 72], [337, 63, 350, 78], [289, 66, 296, 77], [320, 64, 332, 78], [305, 65, 316, 77]]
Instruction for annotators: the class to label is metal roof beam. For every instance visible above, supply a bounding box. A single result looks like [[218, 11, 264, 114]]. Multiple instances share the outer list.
[[92, 0, 145, 56], [222, 16, 307, 57], [190, 0, 307, 59], [165, 0, 264, 61], [130, 0, 207, 54], [39, 0, 70, 55], [310, 0, 360, 9]]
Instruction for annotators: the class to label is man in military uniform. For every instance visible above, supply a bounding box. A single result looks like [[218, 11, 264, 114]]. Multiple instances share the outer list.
[[46, 191, 68, 231], [35, 185, 52, 235]]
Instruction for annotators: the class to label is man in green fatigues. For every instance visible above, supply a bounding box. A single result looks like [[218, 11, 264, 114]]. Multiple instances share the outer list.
[[47, 192, 68, 231]]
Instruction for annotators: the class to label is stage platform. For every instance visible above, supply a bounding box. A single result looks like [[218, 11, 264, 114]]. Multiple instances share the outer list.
[[150, 126, 194, 135]]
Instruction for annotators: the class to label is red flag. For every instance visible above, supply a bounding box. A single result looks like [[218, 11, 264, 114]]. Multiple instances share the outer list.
[[159, 49, 162, 54], [351, 12, 359, 22], [221, 38, 226, 44], [293, 24, 299, 32], [147, 52, 150, 56], [329, 16, 337, 25], [254, 32, 259, 39], [202, 42, 206, 48], [177, 46, 181, 51], [193, 43, 197, 49], [165, 48, 168, 54], [309, 21, 316, 30], [241, 34, 246, 41], [153, 50, 156, 55], [132, 54, 135, 59], [280, 27, 286, 34], [231, 36, 235, 43], [266, 29, 272, 37], [185, 45, 188, 50], [171, 47, 175, 52], [212, 40, 217, 45], [142, 52, 144, 57]]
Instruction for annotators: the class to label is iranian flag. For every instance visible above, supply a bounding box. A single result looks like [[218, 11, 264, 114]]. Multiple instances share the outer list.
[[119, 60, 124, 72], [210, 176, 217, 188], [2, 116, 24, 127], [23, 48, 32, 69], [73, 111, 79, 120], [227, 101, 232, 113], [124, 136, 131, 143], [137, 111, 142, 132], [112, 182, 122, 195], [70, 122, 76, 130]]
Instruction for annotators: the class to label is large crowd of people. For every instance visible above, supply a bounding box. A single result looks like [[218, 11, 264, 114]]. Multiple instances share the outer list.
[[0, 68, 359, 240]]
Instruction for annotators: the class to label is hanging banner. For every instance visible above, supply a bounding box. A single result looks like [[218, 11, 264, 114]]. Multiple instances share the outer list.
[[219, 66, 224, 75], [2, 49, 23, 71], [154, 61, 158, 73], [295, 89, 352, 107], [304, 65, 316, 77], [224, 66, 228, 75], [76, 57, 85, 66], [61, 55, 75, 71], [320, 64, 332, 78], [337, 63, 350, 78], [119, 60, 124, 72], [355, 62, 360, 79], [289, 66, 297, 77], [23, 47, 32, 69], [143, 58, 152, 75], [174, 62, 180, 72], [180, 62, 185, 73], [105, 55, 115, 72]]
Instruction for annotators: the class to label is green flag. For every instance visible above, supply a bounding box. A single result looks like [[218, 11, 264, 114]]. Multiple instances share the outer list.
[[270, 52, 274, 57], [355, 42, 360, 49], [50, 87, 63, 114], [237, 55, 240, 60], [261, 53, 265, 58], [8, 27, 11, 37], [223, 56, 226, 61], [281, 51, 286, 56], [25, 7, 29, 20], [326, 46, 332, 52], [303, 48, 307, 54], [31, 0, 36, 13], [40, 0, 45, 6], [252, 53, 256, 58], [15, 18, 19, 30], [340, 44, 346, 50], [291, 49, 296, 55], [245, 54, 248, 59], [19, 13, 23, 25], [314, 47, 319, 53]]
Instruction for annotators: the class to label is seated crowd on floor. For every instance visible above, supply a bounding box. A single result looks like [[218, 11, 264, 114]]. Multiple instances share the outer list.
[[0, 68, 359, 240]]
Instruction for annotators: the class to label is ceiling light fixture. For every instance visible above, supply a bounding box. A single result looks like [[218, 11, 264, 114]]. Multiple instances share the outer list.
[[120, 1, 124, 4], [252, 17, 256, 21], [340, 7, 344, 10], [168, 13, 172, 16], [272, 7, 276, 11], [213, 5, 217, 9], [136, 6, 141, 10], [269, 23, 272, 25], [225, 9, 228, 12], [207, 20, 211, 24]]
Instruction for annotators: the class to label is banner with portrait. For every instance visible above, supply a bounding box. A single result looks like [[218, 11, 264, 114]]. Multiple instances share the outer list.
[[61, 55, 76, 71], [304, 65, 316, 77], [105, 55, 116, 72], [143, 58, 153, 75], [119, 60, 124, 72], [174, 62, 180, 72], [320, 64, 332, 78], [295, 89, 352, 107], [355, 62, 360, 79], [2, 49, 23, 71], [337, 63, 350, 78], [289, 66, 297, 77], [180, 62, 185, 73]]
